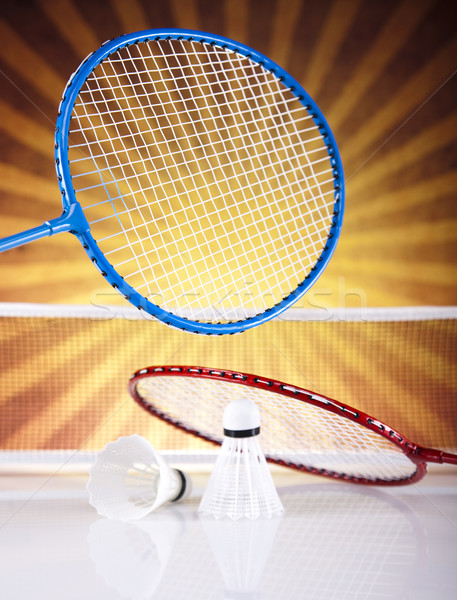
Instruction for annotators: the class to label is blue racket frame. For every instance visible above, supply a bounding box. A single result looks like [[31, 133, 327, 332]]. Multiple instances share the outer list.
[[0, 28, 344, 335]]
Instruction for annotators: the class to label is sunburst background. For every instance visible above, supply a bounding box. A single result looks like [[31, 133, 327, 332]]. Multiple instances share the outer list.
[[0, 0, 456, 455]]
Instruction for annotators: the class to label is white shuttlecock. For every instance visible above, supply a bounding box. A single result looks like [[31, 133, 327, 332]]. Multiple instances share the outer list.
[[198, 398, 284, 520], [87, 434, 192, 520]]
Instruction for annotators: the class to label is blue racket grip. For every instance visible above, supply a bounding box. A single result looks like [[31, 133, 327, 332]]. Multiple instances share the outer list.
[[0, 203, 89, 252]]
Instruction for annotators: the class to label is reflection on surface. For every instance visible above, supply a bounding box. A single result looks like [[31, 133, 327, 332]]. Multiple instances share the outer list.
[[4, 477, 457, 600], [201, 515, 282, 599], [272, 485, 425, 599], [86, 484, 426, 599], [88, 508, 185, 600]]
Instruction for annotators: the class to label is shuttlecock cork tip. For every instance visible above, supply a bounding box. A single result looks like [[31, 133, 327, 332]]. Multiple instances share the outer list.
[[223, 398, 260, 438]]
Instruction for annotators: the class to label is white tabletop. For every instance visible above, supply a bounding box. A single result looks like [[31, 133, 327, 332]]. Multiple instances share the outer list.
[[1, 466, 456, 599]]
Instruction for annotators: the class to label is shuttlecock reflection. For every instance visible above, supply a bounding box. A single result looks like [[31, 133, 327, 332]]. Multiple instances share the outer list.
[[199, 398, 284, 520], [201, 514, 282, 599], [87, 434, 192, 520], [88, 510, 184, 600]]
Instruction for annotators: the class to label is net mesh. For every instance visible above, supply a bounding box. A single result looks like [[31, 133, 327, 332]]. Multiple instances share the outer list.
[[0, 304, 456, 465], [67, 38, 339, 322]]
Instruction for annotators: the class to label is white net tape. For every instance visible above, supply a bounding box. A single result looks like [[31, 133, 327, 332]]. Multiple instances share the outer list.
[[68, 38, 336, 323], [134, 376, 416, 483]]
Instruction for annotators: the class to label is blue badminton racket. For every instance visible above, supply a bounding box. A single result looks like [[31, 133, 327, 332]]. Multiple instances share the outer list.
[[1, 29, 344, 334]]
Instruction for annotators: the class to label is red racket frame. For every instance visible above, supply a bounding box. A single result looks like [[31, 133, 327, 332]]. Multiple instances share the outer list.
[[129, 366, 457, 486]]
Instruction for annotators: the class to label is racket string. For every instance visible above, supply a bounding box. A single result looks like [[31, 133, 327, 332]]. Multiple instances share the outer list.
[[134, 375, 416, 482], [68, 38, 339, 322], [85, 61, 159, 297]]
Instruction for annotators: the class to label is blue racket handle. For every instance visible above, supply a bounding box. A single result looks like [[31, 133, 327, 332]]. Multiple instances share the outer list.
[[0, 203, 89, 252]]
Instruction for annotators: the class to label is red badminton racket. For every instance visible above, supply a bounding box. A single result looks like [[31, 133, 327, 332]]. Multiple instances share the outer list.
[[129, 366, 457, 486]]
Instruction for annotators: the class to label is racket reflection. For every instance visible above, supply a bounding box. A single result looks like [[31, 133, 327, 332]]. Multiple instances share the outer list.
[[87, 485, 424, 599]]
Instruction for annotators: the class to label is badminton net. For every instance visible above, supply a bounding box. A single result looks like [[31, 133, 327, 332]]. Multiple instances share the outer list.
[[0, 303, 455, 467]]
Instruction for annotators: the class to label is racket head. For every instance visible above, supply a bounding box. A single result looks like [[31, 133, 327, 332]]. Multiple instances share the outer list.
[[55, 29, 344, 334], [129, 365, 428, 486]]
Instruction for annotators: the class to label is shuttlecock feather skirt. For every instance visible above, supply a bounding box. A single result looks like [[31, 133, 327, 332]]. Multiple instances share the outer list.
[[199, 435, 284, 520]]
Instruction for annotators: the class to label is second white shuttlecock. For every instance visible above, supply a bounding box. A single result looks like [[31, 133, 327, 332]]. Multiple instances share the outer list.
[[198, 398, 284, 520], [87, 434, 192, 520]]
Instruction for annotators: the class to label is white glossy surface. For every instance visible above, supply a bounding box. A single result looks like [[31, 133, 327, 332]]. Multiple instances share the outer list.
[[0, 467, 456, 599]]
